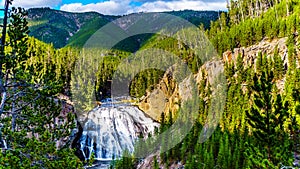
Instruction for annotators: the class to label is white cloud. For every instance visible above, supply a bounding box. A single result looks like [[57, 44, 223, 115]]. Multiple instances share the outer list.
[[136, 0, 225, 2], [60, 0, 226, 15], [60, 1, 132, 15], [2, 0, 62, 8], [134, 0, 227, 13]]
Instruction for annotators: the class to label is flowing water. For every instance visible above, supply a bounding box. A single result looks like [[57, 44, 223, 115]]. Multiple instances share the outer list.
[[76, 98, 159, 168]]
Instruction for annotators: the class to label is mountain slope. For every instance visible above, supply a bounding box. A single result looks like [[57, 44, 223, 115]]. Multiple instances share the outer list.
[[27, 8, 219, 49], [27, 8, 117, 48], [134, 0, 300, 168]]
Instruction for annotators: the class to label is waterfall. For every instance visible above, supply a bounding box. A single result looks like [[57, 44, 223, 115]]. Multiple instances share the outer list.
[[76, 100, 159, 162]]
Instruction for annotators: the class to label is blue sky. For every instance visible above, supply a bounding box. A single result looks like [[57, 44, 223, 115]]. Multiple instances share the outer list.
[[1, 0, 227, 15]]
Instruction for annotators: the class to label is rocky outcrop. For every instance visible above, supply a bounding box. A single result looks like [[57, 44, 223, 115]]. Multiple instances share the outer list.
[[136, 35, 300, 169], [223, 37, 289, 68], [137, 70, 181, 121], [138, 36, 300, 122], [138, 59, 224, 122], [137, 151, 184, 169], [223, 37, 300, 92]]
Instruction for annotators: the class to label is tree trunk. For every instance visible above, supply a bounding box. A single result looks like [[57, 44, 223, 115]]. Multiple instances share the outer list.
[[11, 84, 17, 132], [286, 0, 290, 16], [275, 0, 279, 22], [294, 130, 300, 167], [0, 80, 6, 116], [0, 0, 10, 116], [239, 0, 245, 22]]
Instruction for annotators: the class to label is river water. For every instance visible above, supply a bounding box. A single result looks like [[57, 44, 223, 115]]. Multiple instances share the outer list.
[[76, 98, 159, 168]]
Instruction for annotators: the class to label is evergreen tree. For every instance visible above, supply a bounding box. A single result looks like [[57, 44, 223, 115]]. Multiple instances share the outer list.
[[273, 45, 285, 80], [153, 155, 159, 169], [0, 7, 82, 168], [114, 149, 135, 169], [246, 70, 290, 166]]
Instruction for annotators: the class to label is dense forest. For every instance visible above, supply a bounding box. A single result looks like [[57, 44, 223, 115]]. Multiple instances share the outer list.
[[0, 7, 82, 168], [113, 0, 300, 168], [0, 0, 299, 168], [26, 8, 219, 48]]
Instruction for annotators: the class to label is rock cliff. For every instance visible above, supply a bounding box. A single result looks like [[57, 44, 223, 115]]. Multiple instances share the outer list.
[[138, 36, 299, 122]]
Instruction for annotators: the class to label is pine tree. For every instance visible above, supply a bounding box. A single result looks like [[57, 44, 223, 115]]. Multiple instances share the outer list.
[[273, 45, 285, 80], [246, 69, 290, 166], [114, 149, 135, 169], [154, 155, 159, 169], [0, 7, 82, 168]]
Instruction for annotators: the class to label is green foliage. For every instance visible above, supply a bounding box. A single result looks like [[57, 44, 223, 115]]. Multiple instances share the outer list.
[[0, 7, 82, 168], [273, 46, 285, 80], [95, 54, 122, 100], [25, 37, 78, 96], [140, 33, 202, 74], [132, 2, 300, 166], [208, 0, 300, 55], [130, 68, 165, 98], [11, 1, 299, 168], [246, 69, 291, 166], [165, 10, 219, 29], [27, 8, 116, 48], [27, 8, 219, 49], [112, 149, 135, 169]]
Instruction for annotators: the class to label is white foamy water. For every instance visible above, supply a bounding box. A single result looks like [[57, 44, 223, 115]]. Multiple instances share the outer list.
[[78, 102, 159, 162]]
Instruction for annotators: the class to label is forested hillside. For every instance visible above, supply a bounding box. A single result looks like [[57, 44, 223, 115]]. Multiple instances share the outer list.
[[0, 0, 299, 168], [27, 8, 219, 49], [0, 7, 83, 168], [27, 8, 117, 48], [113, 0, 300, 168], [0, 7, 218, 168], [208, 0, 300, 55]]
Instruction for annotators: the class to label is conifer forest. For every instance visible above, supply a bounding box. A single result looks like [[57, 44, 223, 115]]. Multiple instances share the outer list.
[[0, 0, 299, 168]]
